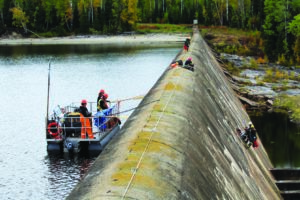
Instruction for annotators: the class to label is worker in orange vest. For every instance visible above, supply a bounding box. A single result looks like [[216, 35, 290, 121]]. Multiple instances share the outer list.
[[79, 99, 93, 139]]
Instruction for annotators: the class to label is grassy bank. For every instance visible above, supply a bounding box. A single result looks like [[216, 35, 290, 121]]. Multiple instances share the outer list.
[[274, 95, 300, 123], [200, 26, 265, 58], [136, 23, 193, 34]]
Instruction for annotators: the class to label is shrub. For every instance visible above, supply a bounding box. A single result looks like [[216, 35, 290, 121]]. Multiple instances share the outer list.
[[249, 58, 258, 69], [272, 85, 280, 91], [274, 70, 283, 80], [256, 81, 264, 86], [264, 55, 269, 63], [258, 38, 264, 48], [278, 54, 288, 66], [39, 31, 57, 37], [226, 62, 240, 76], [296, 55, 300, 64], [290, 71, 296, 79], [289, 57, 294, 66], [257, 57, 265, 64], [274, 95, 300, 123], [89, 28, 99, 35], [263, 69, 274, 82]]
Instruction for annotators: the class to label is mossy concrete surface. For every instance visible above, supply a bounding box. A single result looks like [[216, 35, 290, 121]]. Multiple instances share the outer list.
[[66, 28, 281, 200]]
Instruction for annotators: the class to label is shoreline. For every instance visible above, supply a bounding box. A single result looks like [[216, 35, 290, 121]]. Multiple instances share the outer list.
[[0, 34, 187, 46]]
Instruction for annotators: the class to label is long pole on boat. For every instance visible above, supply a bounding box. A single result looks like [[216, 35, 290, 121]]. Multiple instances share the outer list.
[[46, 59, 51, 123]]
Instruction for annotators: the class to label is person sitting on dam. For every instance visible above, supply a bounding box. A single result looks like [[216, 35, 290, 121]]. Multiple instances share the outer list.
[[182, 57, 194, 72]]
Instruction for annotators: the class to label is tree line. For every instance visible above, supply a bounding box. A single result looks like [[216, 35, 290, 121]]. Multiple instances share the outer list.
[[0, 0, 300, 64]]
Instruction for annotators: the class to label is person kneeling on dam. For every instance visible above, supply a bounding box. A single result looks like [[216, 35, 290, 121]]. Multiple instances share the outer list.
[[182, 57, 194, 72]]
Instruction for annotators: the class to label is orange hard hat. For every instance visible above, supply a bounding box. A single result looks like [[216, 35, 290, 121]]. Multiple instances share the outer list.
[[99, 89, 105, 94], [103, 93, 108, 99], [81, 99, 87, 104]]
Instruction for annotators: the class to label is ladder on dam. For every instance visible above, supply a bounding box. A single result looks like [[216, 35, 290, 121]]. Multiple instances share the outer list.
[[270, 169, 300, 200]]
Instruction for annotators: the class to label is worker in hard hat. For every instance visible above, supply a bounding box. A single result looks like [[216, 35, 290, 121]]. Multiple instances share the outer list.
[[79, 99, 91, 117], [245, 122, 258, 148], [79, 99, 93, 139], [182, 57, 194, 72], [97, 89, 105, 111], [98, 93, 109, 111]]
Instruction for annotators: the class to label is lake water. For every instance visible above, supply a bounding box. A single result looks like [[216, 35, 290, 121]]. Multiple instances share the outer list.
[[250, 111, 300, 168], [0, 43, 181, 200]]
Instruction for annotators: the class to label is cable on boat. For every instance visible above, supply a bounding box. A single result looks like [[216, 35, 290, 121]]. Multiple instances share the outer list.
[[109, 99, 160, 116], [110, 94, 145, 103]]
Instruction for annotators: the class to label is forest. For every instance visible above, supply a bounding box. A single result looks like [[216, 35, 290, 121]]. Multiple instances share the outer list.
[[0, 0, 300, 63]]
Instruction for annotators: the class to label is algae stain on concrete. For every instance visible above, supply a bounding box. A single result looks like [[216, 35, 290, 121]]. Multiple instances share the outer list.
[[112, 155, 161, 189], [111, 127, 177, 191], [164, 82, 183, 91], [112, 171, 165, 194], [153, 104, 162, 111]]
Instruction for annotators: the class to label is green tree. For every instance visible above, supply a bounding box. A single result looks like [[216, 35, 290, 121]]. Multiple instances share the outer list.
[[288, 14, 300, 63], [263, 0, 291, 61], [212, 0, 226, 25], [288, 14, 300, 37], [42, 0, 55, 30], [120, 0, 138, 31], [0, 0, 4, 29], [78, 0, 90, 33], [248, 0, 264, 30], [110, 0, 122, 33], [10, 7, 29, 33], [55, 0, 72, 32]]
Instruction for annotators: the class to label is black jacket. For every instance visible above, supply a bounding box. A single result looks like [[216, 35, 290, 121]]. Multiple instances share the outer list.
[[99, 99, 108, 110], [79, 106, 91, 117], [185, 60, 194, 66]]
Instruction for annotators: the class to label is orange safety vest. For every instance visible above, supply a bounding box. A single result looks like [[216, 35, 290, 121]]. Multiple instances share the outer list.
[[79, 113, 93, 139]]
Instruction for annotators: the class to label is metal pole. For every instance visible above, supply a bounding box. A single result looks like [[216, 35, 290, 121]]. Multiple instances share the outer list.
[[46, 59, 52, 124]]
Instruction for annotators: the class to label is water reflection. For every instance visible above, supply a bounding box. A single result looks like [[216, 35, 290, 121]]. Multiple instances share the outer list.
[[250, 111, 300, 168], [45, 152, 97, 199], [0, 44, 180, 57]]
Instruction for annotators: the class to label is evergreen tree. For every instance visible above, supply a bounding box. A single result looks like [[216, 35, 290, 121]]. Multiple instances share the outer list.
[[288, 14, 300, 63], [10, 7, 29, 33], [0, 0, 5, 31], [263, 0, 290, 61], [72, 0, 80, 32], [120, 0, 138, 31]]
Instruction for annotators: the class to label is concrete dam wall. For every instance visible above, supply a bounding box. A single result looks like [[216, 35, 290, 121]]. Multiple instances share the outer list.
[[67, 28, 281, 199]]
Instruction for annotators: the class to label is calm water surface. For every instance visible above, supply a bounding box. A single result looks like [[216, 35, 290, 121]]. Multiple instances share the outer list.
[[0, 44, 181, 199], [250, 111, 300, 168]]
